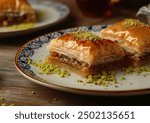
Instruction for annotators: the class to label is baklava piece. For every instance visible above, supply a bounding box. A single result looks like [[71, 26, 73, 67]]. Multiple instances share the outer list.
[[47, 31, 125, 77], [0, 0, 37, 26], [100, 19, 150, 65]]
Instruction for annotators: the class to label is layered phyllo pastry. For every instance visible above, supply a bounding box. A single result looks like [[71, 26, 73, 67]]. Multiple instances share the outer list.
[[0, 0, 37, 26], [47, 31, 125, 77], [100, 19, 150, 64]]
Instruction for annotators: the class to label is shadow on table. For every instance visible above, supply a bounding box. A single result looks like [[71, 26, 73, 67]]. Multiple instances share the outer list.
[[26, 84, 150, 106], [45, 90, 150, 106]]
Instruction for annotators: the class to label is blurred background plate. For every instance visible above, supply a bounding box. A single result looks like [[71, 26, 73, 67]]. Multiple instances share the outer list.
[[0, 0, 70, 37]]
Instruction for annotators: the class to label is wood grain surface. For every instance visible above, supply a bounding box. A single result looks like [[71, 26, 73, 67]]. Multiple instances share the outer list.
[[0, 0, 150, 106]]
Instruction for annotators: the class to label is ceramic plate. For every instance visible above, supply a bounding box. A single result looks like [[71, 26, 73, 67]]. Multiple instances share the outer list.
[[0, 0, 70, 37], [15, 25, 150, 96]]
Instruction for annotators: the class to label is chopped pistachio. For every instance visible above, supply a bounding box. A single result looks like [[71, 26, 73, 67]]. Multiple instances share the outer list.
[[123, 19, 144, 28], [77, 80, 83, 83], [83, 83, 86, 85], [122, 66, 150, 76], [114, 85, 119, 88], [7, 23, 35, 30], [9, 104, 15, 106], [144, 73, 149, 76], [37, 11, 45, 18], [125, 67, 134, 74], [77, 66, 150, 87], [121, 77, 126, 80], [135, 67, 142, 75], [86, 71, 117, 86], [114, 79, 117, 84], [0, 97, 4, 101], [71, 31, 101, 41], [28, 58, 70, 78], [1, 103, 7, 106]]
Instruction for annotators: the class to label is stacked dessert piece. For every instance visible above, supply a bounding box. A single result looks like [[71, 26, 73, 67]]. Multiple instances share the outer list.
[[47, 31, 125, 77], [47, 19, 150, 77], [100, 19, 150, 66], [0, 0, 37, 26]]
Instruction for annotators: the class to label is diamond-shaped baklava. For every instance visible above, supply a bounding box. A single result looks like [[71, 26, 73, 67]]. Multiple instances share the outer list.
[[100, 19, 150, 61], [0, 0, 37, 26], [47, 31, 125, 76]]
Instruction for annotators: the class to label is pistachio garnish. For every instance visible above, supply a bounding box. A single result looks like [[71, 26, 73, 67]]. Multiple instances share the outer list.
[[123, 19, 144, 28], [71, 31, 101, 41], [77, 71, 117, 87], [28, 58, 70, 78]]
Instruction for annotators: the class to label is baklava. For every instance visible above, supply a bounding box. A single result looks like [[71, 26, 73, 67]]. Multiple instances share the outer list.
[[100, 19, 150, 65], [0, 0, 37, 26], [47, 31, 125, 77]]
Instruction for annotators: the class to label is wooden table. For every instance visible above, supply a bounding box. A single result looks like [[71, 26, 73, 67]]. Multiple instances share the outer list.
[[0, 0, 150, 106]]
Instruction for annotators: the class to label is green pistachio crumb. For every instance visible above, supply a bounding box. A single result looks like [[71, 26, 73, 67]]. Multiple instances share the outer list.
[[114, 85, 119, 88], [83, 83, 86, 85], [1, 103, 7, 106], [77, 80, 83, 83], [123, 19, 144, 28], [28, 58, 70, 78], [121, 77, 126, 81], [77, 66, 150, 87], [122, 66, 150, 76], [0, 97, 4, 101], [135, 67, 142, 75], [86, 71, 117, 86], [143, 73, 149, 77], [71, 31, 101, 41], [9, 104, 15, 106], [125, 67, 134, 74]]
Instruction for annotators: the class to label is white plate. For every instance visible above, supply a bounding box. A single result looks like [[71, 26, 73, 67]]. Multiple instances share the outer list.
[[15, 25, 150, 96], [0, 0, 70, 37]]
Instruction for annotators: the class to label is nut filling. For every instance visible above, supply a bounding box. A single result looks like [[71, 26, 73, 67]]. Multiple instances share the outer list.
[[50, 52, 89, 69], [0, 13, 35, 26]]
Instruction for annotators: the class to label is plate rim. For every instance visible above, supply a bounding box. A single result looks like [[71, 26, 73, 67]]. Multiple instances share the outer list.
[[15, 25, 150, 96], [0, 1, 70, 37]]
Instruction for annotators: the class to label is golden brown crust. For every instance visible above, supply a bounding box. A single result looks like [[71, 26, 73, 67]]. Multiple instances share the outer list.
[[100, 19, 150, 57], [0, 0, 36, 26], [47, 33, 125, 66], [0, 0, 31, 10]]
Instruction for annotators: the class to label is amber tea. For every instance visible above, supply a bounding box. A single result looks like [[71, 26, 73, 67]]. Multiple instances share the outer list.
[[76, 0, 112, 17]]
